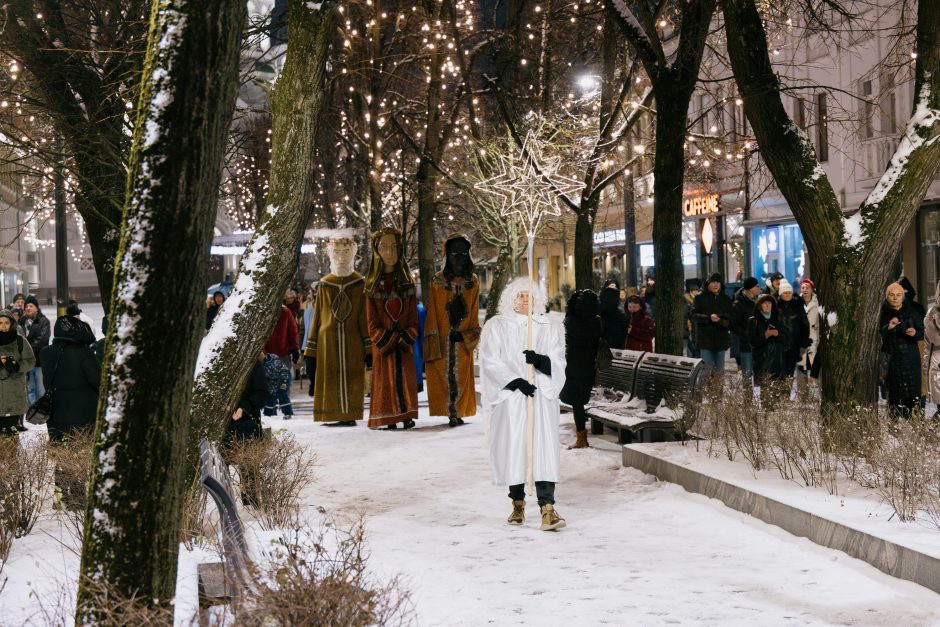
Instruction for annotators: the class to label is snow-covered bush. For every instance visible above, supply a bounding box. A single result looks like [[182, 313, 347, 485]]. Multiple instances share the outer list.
[[47, 428, 95, 543], [0, 436, 49, 551], [233, 521, 413, 626]]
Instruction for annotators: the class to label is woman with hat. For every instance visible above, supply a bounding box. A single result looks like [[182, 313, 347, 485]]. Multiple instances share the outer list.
[[39, 305, 100, 442], [0, 309, 34, 437]]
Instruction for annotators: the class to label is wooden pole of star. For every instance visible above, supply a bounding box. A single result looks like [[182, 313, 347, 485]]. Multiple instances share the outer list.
[[526, 233, 536, 496]]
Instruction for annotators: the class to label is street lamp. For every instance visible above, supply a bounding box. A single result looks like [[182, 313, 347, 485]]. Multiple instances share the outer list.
[[575, 74, 598, 93]]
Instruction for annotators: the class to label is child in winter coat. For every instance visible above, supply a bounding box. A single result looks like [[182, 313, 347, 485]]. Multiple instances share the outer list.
[[625, 295, 655, 352], [262, 350, 294, 419]]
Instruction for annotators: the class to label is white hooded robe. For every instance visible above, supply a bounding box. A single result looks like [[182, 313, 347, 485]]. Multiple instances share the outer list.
[[481, 311, 566, 486]]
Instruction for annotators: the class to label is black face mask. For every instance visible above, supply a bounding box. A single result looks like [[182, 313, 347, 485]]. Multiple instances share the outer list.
[[445, 240, 471, 278]]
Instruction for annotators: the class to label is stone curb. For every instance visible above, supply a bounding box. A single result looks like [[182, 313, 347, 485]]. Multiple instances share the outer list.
[[623, 445, 940, 595]]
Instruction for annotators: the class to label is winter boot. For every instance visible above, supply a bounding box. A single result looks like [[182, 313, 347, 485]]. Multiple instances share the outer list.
[[568, 430, 589, 449], [539, 504, 566, 531], [448, 416, 465, 427], [507, 499, 525, 525], [402, 419, 416, 430]]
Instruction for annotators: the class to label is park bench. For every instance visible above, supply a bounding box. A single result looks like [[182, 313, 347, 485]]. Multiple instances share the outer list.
[[197, 439, 252, 607], [582, 349, 706, 444]]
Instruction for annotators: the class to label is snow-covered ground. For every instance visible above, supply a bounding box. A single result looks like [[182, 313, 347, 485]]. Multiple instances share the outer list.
[[277, 391, 940, 626], [3, 387, 940, 625]]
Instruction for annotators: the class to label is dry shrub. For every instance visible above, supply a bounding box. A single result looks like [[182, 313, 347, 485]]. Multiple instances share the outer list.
[[0, 435, 50, 555], [691, 373, 769, 468], [866, 417, 940, 522], [47, 428, 95, 543], [227, 432, 316, 529], [234, 521, 414, 627], [30, 575, 175, 627]]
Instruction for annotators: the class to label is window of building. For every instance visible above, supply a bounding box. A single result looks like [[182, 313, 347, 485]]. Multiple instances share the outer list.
[[860, 80, 874, 139], [794, 96, 807, 131], [815, 93, 829, 162], [880, 71, 897, 135], [750, 223, 807, 285]]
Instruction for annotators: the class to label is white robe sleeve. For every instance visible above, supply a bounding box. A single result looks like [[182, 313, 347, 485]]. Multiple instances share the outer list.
[[480, 318, 521, 408], [534, 318, 566, 401]]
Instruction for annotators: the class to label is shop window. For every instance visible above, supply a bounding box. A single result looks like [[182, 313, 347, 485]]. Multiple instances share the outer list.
[[750, 223, 807, 285]]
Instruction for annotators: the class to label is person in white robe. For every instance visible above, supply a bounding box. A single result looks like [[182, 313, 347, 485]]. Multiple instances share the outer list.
[[480, 277, 567, 531]]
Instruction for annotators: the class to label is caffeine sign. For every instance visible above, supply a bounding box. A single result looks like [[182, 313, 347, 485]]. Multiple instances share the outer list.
[[684, 194, 720, 218]]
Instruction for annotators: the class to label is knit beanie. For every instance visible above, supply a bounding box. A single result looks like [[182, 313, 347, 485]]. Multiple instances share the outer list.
[[778, 279, 794, 295], [742, 277, 759, 290], [800, 278, 815, 291]]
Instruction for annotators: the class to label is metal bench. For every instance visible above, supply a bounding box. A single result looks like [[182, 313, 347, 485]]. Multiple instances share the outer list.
[[198, 439, 251, 606], [586, 350, 705, 444]]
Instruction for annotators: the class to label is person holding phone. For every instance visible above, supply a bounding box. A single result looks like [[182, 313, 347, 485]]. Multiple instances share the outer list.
[[880, 282, 924, 418], [747, 295, 790, 404]]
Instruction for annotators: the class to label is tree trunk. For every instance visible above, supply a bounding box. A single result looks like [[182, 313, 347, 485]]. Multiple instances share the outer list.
[[574, 208, 595, 290], [77, 0, 247, 620], [486, 246, 515, 320], [188, 1, 336, 447], [650, 96, 687, 356], [417, 159, 438, 306], [722, 0, 940, 405], [416, 0, 448, 305], [622, 175, 637, 288]]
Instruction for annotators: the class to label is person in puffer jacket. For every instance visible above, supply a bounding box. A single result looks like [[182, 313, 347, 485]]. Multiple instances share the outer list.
[[262, 350, 294, 419]]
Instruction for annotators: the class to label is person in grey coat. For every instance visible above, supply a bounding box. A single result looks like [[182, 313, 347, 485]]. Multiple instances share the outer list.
[[0, 309, 36, 436]]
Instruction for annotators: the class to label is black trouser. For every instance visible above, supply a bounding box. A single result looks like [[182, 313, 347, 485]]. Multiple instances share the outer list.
[[572, 404, 588, 432], [509, 481, 555, 506]]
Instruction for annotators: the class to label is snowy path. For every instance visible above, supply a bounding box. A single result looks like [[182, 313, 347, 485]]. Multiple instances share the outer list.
[[281, 391, 940, 626]]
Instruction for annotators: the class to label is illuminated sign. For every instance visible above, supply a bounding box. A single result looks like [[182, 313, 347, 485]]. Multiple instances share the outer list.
[[683, 194, 720, 218], [593, 228, 626, 244]]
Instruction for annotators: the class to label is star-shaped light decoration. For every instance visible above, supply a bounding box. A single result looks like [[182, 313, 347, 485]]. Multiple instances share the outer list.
[[475, 130, 581, 238]]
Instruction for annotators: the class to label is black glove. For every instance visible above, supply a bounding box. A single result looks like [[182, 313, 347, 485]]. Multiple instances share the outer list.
[[291, 350, 300, 364], [523, 350, 551, 376], [504, 377, 536, 397], [365, 353, 373, 369], [449, 329, 464, 343], [3, 358, 18, 373]]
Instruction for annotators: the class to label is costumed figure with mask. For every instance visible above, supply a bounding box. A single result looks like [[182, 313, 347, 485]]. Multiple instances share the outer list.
[[364, 227, 420, 430], [424, 234, 481, 427], [480, 278, 567, 531], [303, 231, 371, 426], [559, 290, 603, 450]]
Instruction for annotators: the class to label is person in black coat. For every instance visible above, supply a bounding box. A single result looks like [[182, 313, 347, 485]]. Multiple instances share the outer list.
[[599, 286, 628, 350], [223, 352, 268, 506], [776, 280, 810, 379], [897, 276, 926, 319], [39, 315, 100, 443], [559, 290, 603, 449], [731, 277, 762, 381], [206, 291, 226, 331], [747, 295, 791, 403], [691, 273, 733, 373], [225, 352, 268, 445], [880, 282, 924, 418]]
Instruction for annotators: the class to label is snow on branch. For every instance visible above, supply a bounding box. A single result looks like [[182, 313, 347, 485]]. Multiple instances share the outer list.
[[612, 0, 654, 51], [194, 217, 273, 382], [864, 84, 940, 208], [846, 83, 940, 248]]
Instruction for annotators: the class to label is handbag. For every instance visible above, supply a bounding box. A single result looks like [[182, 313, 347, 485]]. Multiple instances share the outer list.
[[26, 344, 61, 425], [25, 391, 53, 425], [596, 337, 613, 371]]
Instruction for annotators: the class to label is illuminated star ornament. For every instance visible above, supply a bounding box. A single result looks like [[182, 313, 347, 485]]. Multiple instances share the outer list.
[[475, 130, 581, 237]]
